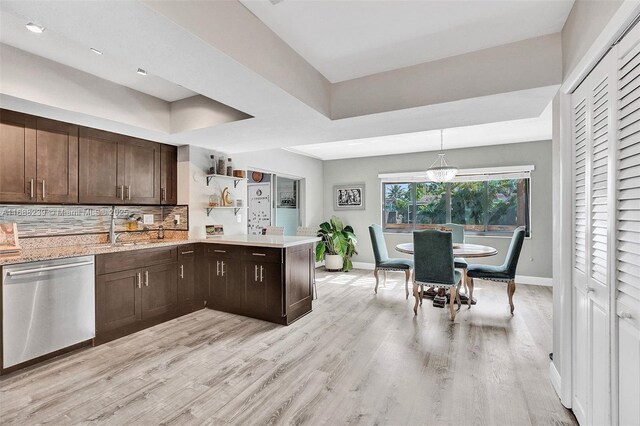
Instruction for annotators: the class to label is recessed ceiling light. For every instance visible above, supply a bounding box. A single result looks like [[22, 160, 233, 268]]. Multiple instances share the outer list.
[[26, 22, 45, 33], [136, 68, 147, 76], [90, 48, 103, 55]]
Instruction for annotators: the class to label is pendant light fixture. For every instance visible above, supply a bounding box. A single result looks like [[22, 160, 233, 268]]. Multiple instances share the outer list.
[[425, 130, 458, 182]]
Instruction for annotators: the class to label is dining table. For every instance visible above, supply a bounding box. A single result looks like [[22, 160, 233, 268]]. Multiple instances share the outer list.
[[395, 242, 498, 304]]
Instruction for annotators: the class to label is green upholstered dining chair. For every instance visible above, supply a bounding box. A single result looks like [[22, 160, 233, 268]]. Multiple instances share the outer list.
[[369, 224, 413, 299], [466, 226, 526, 315], [412, 229, 462, 320]]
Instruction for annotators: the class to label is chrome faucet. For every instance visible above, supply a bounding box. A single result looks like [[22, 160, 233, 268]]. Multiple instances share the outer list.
[[109, 206, 117, 244]]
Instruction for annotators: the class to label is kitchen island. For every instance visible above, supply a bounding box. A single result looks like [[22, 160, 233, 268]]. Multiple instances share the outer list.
[[198, 235, 319, 325]]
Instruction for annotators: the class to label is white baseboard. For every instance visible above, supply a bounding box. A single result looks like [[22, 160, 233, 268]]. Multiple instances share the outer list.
[[515, 275, 553, 286], [549, 361, 562, 399], [349, 264, 552, 286]]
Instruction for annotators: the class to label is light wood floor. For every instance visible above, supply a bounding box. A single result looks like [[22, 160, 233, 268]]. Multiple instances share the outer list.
[[1, 269, 575, 425]]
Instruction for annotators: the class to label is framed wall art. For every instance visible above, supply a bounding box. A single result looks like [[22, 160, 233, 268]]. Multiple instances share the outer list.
[[334, 183, 365, 210]]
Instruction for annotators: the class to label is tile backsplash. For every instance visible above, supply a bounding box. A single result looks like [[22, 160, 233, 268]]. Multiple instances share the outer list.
[[0, 205, 188, 238]]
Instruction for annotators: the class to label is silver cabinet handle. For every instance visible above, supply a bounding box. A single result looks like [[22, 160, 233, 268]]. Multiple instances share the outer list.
[[41, 180, 46, 199], [221, 261, 226, 277], [125, 185, 131, 200], [255, 265, 259, 282], [144, 270, 149, 286], [136, 272, 142, 288], [260, 265, 264, 282], [618, 312, 633, 319], [6, 261, 94, 276], [252, 253, 266, 257], [216, 260, 220, 276], [119, 185, 124, 201], [161, 187, 166, 201], [180, 264, 184, 279], [29, 179, 34, 199], [181, 250, 194, 255], [214, 249, 226, 253]]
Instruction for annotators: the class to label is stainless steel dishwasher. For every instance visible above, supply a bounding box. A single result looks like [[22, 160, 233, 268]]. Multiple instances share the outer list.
[[2, 256, 95, 369]]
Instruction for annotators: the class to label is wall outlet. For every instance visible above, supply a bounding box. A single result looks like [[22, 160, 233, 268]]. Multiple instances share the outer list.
[[174, 214, 180, 225], [236, 214, 242, 223], [143, 214, 154, 224]]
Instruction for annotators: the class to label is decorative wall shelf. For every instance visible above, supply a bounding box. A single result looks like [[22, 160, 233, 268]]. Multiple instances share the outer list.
[[206, 206, 246, 216], [205, 174, 246, 188]]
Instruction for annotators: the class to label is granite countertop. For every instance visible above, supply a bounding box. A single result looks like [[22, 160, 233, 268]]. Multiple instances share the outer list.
[[0, 235, 320, 266], [198, 235, 320, 248], [0, 239, 197, 266]]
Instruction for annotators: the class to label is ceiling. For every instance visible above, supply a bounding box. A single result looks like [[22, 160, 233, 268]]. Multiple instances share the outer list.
[[287, 101, 552, 160], [0, 0, 565, 156], [0, 9, 195, 102], [240, 0, 574, 82]]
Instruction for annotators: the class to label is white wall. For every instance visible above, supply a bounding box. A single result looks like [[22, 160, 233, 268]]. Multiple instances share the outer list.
[[179, 146, 324, 238], [322, 140, 553, 278]]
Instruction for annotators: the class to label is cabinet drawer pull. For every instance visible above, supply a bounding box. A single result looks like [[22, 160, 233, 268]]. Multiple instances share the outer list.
[[214, 249, 226, 253], [136, 272, 142, 288], [144, 270, 149, 286], [29, 179, 34, 199], [41, 180, 46, 199], [252, 253, 267, 257], [260, 265, 264, 282], [180, 264, 184, 279], [618, 312, 633, 320], [181, 250, 194, 255]]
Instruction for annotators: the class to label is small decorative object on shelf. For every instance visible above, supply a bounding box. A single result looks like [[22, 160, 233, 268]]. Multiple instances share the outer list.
[[206, 224, 224, 238], [209, 155, 217, 175], [236, 199, 244, 207], [226, 158, 233, 176], [208, 194, 220, 207], [217, 156, 226, 177], [233, 170, 246, 179], [221, 187, 233, 206]]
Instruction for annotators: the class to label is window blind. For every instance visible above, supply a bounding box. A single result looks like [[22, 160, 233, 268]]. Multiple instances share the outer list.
[[591, 76, 609, 285], [574, 97, 588, 273]]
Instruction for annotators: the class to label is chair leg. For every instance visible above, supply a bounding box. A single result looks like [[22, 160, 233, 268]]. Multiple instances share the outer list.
[[419, 284, 424, 306], [455, 282, 462, 311], [508, 280, 516, 315], [383, 270, 387, 287], [373, 268, 379, 294], [449, 286, 457, 321], [413, 281, 420, 315], [468, 278, 474, 310], [462, 268, 469, 296], [404, 269, 410, 299]]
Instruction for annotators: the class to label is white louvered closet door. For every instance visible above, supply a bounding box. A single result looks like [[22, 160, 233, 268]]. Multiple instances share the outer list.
[[615, 23, 640, 426], [571, 46, 615, 426]]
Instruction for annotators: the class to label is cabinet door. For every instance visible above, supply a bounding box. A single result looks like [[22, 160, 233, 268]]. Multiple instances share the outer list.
[[123, 138, 160, 205], [35, 118, 78, 204], [0, 110, 36, 203], [285, 244, 313, 318], [79, 128, 126, 204], [244, 262, 282, 317], [178, 246, 195, 309], [141, 262, 178, 319], [160, 144, 178, 205], [96, 269, 142, 333], [207, 256, 241, 310]]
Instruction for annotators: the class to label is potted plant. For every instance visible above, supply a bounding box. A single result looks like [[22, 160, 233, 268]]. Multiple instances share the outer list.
[[316, 216, 357, 272]]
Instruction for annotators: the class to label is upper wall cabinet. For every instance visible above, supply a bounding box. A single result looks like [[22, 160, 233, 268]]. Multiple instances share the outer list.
[[0, 110, 78, 204], [160, 144, 177, 205], [79, 129, 162, 205]]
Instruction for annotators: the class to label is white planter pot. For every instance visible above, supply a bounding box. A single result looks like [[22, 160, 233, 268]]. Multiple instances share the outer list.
[[325, 254, 343, 271]]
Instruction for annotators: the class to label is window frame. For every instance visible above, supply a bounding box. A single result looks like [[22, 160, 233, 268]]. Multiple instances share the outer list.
[[381, 177, 531, 237]]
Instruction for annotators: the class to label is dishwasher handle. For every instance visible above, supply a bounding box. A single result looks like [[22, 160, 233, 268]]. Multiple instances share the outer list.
[[6, 261, 94, 277]]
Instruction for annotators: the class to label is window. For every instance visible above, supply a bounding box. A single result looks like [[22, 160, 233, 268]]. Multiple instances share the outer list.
[[382, 178, 530, 236]]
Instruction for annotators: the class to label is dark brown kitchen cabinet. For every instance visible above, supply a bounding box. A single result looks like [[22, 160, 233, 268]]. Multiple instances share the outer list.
[[206, 248, 242, 311], [141, 262, 178, 319], [34, 118, 79, 203], [79, 129, 160, 205], [0, 110, 78, 204], [160, 144, 178, 205], [178, 244, 196, 313], [96, 268, 142, 334], [78, 127, 126, 204], [244, 261, 282, 318]]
